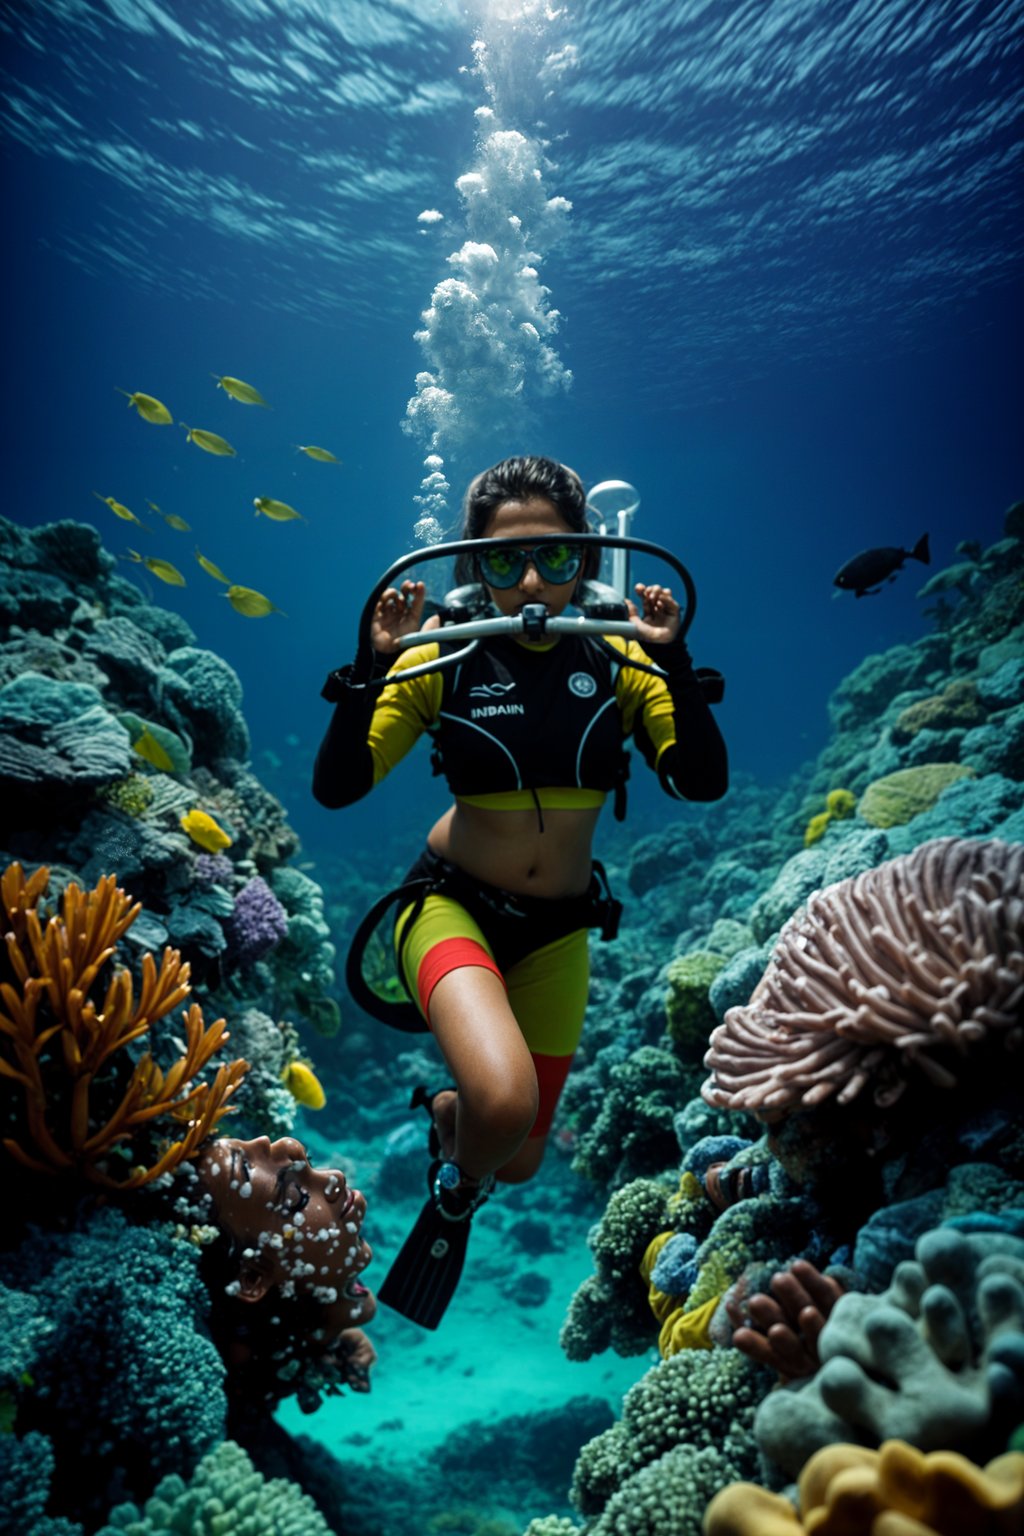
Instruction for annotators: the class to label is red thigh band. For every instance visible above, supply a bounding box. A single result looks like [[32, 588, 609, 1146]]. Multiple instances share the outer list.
[[417, 937, 505, 1018], [529, 1052, 575, 1138]]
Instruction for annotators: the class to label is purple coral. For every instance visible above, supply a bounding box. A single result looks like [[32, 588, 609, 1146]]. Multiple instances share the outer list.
[[194, 852, 234, 886], [225, 877, 288, 965]]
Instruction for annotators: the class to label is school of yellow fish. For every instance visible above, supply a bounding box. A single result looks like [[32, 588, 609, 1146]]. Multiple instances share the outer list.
[[99, 374, 343, 616]]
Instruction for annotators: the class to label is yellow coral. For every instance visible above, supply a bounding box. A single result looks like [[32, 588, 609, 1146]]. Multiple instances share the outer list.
[[804, 788, 858, 846], [826, 787, 857, 819], [804, 811, 833, 847], [0, 863, 249, 1189], [657, 1292, 719, 1356], [639, 1228, 721, 1357], [703, 1442, 1024, 1536]]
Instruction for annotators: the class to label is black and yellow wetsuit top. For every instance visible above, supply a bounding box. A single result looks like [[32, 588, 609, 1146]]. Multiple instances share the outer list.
[[313, 630, 728, 812]]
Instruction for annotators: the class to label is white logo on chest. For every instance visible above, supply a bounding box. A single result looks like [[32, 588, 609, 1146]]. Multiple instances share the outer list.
[[568, 672, 597, 698], [469, 681, 517, 698]]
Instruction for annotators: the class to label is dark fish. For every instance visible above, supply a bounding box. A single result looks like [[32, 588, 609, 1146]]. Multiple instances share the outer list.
[[833, 533, 930, 597]]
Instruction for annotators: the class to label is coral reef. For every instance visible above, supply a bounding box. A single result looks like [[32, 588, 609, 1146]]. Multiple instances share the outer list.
[[858, 763, 976, 828], [703, 838, 1024, 1121], [726, 1257, 847, 1382]]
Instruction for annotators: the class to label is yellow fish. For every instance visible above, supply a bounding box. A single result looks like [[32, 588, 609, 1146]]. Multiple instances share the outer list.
[[224, 585, 286, 618], [116, 389, 172, 424], [179, 808, 233, 852], [132, 727, 175, 772], [93, 492, 147, 528], [181, 424, 237, 457], [253, 497, 304, 523], [297, 445, 341, 463], [282, 1060, 326, 1110], [148, 501, 191, 532], [124, 550, 186, 587], [213, 374, 270, 407], [195, 547, 231, 584]]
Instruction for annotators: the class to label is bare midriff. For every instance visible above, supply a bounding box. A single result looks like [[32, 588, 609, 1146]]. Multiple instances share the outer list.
[[427, 800, 603, 898]]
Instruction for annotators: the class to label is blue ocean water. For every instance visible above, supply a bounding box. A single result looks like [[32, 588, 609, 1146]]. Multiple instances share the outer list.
[[2, 3, 1023, 1531], [3, 0, 1021, 855]]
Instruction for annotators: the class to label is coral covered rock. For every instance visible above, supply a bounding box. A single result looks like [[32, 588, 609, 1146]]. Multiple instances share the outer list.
[[754, 1224, 1024, 1476]]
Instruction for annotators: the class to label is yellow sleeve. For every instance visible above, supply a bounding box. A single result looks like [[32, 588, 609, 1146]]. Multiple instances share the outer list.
[[368, 643, 443, 784], [607, 635, 678, 765]]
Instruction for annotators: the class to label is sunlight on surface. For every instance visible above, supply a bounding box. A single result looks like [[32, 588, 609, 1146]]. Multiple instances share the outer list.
[[470, 0, 565, 24]]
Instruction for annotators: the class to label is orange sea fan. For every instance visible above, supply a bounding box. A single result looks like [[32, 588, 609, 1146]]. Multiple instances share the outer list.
[[0, 862, 249, 1188]]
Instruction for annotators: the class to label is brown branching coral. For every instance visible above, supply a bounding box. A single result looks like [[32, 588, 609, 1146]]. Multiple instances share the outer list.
[[0, 862, 249, 1188], [702, 838, 1024, 1121]]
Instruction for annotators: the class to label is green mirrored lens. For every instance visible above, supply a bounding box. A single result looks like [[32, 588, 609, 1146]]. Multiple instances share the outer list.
[[479, 548, 524, 586], [537, 545, 582, 582], [479, 543, 582, 588]]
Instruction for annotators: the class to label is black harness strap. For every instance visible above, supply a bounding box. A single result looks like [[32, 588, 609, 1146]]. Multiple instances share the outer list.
[[345, 855, 623, 1032]]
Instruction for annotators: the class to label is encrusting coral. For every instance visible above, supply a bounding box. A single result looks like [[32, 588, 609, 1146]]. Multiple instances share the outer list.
[[704, 1440, 1024, 1535], [703, 837, 1024, 1120], [0, 861, 248, 1188], [754, 1223, 1024, 1478]]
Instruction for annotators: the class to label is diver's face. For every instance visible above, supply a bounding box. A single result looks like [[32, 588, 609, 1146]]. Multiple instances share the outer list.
[[196, 1135, 375, 1327], [481, 497, 581, 620]]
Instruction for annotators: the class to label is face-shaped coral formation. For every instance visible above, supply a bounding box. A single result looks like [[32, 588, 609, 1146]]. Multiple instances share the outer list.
[[194, 1134, 375, 1332]]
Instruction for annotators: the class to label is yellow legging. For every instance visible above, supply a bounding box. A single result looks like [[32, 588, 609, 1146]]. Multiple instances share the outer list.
[[395, 890, 589, 1138]]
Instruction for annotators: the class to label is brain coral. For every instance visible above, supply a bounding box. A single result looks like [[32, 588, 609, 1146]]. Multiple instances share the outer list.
[[859, 763, 976, 828], [702, 838, 1024, 1120]]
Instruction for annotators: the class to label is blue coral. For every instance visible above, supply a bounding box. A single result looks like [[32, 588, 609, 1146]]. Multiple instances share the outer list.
[[0, 1208, 226, 1484]]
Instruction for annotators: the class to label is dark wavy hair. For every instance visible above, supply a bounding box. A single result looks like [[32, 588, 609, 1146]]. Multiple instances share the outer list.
[[453, 456, 599, 585]]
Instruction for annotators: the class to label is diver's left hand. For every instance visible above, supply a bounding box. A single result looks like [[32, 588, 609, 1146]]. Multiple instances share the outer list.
[[627, 583, 682, 646], [334, 1327, 378, 1392]]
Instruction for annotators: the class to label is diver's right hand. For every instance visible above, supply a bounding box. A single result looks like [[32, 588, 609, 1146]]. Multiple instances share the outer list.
[[370, 579, 427, 655]]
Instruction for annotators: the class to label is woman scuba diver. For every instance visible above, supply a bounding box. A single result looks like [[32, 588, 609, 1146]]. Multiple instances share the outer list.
[[312, 455, 728, 1327]]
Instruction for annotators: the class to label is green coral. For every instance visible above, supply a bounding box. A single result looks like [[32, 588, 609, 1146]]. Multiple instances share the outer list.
[[664, 951, 727, 1058], [755, 1223, 1024, 1478], [0, 1429, 84, 1536], [581, 1443, 751, 1536], [858, 762, 975, 827], [522, 1520, 582, 1536], [567, 1352, 767, 1532], [100, 774, 155, 817], [571, 1046, 689, 1187], [96, 1439, 333, 1536], [561, 1179, 673, 1361], [893, 677, 986, 741]]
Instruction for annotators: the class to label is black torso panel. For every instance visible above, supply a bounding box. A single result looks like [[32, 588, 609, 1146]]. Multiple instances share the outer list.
[[431, 636, 628, 794]]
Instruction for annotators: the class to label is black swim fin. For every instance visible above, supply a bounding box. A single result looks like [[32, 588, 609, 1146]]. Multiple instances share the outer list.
[[377, 1192, 473, 1329], [378, 1163, 494, 1329]]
